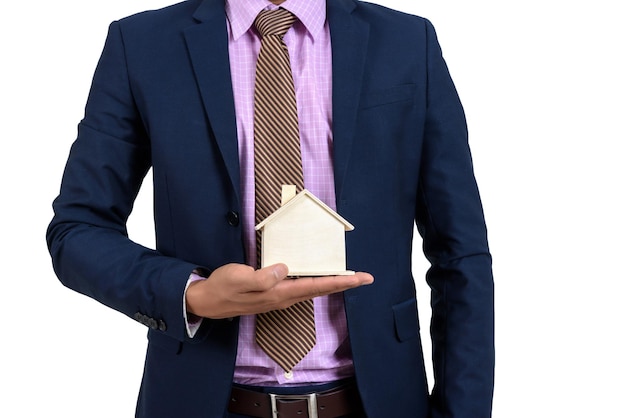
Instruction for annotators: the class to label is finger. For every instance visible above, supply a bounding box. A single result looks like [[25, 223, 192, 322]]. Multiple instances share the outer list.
[[274, 271, 374, 302], [308, 272, 374, 295], [241, 263, 289, 292]]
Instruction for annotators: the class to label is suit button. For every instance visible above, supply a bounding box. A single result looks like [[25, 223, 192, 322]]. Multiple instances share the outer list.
[[148, 318, 158, 330], [158, 320, 167, 332], [226, 211, 240, 226]]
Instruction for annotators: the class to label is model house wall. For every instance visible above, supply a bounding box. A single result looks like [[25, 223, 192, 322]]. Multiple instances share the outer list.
[[256, 187, 355, 276]]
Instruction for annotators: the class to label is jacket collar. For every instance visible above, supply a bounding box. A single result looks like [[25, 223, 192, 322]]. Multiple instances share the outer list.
[[185, 0, 370, 202]]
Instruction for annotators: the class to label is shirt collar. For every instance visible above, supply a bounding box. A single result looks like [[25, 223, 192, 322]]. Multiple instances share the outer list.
[[226, 0, 326, 41]]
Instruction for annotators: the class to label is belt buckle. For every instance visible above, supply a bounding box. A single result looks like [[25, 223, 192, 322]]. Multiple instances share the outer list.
[[269, 392, 318, 418]]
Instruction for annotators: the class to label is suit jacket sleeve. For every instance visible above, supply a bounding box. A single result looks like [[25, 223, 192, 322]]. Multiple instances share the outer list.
[[416, 20, 495, 418], [46, 21, 203, 342]]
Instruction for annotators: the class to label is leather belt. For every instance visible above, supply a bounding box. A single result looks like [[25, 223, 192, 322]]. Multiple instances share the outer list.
[[228, 382, 362, 418]]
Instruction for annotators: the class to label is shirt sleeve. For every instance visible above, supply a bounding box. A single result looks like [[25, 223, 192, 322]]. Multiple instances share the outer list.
[[183, 272, 206, 337]]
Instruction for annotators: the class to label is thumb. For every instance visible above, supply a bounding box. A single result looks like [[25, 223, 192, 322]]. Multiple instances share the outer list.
[[253, 263, 289, 291], [267, 263, 289, 281]]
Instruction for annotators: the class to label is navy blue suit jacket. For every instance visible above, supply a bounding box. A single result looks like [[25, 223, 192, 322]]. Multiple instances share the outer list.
[[47, 0, 494, 417]]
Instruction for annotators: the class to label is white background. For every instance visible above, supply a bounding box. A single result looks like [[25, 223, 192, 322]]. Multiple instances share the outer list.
[[1, 0, 624, 416]]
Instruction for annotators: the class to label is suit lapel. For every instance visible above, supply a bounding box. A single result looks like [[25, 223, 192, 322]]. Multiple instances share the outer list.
[[327, 0, 369, 201], [182, 0, 370, 204], [184, 0, 240, 200]]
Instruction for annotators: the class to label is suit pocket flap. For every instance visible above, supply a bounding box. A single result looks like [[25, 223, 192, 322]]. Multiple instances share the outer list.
[[360, 84, 416, 109], [148, 329, 183, 354], [393, 297, 420, 342]]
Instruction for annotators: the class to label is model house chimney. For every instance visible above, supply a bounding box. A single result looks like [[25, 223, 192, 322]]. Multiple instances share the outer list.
[[281, 185, 297, 206]]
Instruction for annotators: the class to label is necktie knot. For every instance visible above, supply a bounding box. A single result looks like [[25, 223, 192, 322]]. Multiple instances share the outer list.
[[255, 8, 297, 38]]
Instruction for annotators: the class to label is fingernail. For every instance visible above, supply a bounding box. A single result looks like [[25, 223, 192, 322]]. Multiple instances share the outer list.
[[273, 264, 288, 279]]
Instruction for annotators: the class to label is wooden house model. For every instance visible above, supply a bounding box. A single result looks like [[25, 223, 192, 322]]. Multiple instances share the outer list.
[[255, 186, 354, 276]]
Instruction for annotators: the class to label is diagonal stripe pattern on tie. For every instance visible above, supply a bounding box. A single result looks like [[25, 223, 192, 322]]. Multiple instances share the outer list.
[[253, 8, 316, 373]]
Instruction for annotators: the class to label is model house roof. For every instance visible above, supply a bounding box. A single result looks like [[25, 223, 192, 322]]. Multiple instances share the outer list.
[[255, 189, 355, 231]]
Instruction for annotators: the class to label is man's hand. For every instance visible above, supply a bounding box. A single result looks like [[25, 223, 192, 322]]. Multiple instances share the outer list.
[[185, 263, 374, 319]]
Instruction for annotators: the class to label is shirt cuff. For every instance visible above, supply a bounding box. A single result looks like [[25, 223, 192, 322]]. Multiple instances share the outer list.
[[183, 272, 206, 338]]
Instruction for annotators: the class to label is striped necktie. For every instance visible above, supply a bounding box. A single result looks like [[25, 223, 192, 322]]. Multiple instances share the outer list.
[[253, 8, 316, 372]]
